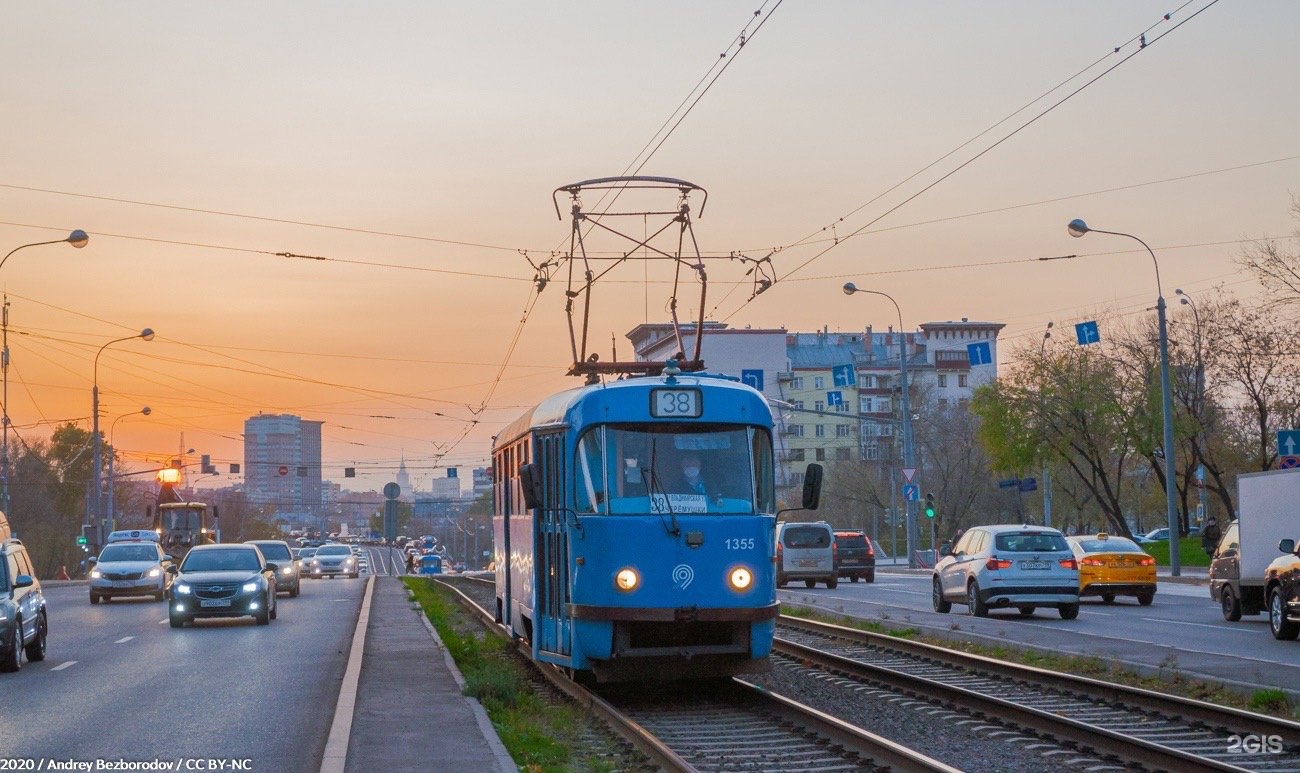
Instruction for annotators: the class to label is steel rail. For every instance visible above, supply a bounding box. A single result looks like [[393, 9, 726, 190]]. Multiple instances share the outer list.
[[778, 615, 1300, 771], [779, 615, 1300, 740], [433, 576, 957, 771]]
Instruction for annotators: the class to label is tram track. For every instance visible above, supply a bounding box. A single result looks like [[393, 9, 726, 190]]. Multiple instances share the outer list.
[[435, 575, 958, 772], [774, 615, 1300, 772]]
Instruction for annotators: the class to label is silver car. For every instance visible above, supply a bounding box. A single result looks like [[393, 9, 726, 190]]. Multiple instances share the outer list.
[[89, 541, 173, 603], [933, 525, 1080, 619]]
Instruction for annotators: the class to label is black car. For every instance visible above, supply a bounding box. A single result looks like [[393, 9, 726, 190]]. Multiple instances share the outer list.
[[2, 517, 48, 672], [834, 530, 876, 583], [168, 544, 278, 628], [1265, 538, 1300, 640], [245, 540, 300, 597]]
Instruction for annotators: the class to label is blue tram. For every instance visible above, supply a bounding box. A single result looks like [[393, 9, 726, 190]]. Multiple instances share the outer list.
[[415, 553, 443, 575], [493, 370, 821, 681]]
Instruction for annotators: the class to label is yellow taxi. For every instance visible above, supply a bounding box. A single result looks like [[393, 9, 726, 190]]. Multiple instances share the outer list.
[[1066, 532, 1156, 605]]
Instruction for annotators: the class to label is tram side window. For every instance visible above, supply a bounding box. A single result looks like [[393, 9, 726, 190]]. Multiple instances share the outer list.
[[575, 429, 607, 513]]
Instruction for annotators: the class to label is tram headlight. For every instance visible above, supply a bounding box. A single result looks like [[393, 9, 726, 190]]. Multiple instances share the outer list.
[[728, 566, 753, 592], [614, 567, 640, 592]]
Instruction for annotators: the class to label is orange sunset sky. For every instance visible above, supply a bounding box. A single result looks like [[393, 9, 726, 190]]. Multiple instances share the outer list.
[[3, 2, 1297, 492]]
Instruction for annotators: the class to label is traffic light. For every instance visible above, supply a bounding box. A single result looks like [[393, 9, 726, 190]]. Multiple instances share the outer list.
[[924, 492, 936, 519]]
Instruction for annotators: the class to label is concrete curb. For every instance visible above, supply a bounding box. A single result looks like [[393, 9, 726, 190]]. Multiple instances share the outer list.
[[411, 591, 518, 773], [319, 574, 374, 773]]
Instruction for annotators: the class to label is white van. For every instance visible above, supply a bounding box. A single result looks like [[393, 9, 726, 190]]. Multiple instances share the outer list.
[[776, 521, 837, 589]]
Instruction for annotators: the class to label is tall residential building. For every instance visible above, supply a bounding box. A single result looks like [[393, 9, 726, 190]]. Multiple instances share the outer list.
[[243, 413, 324, 518]]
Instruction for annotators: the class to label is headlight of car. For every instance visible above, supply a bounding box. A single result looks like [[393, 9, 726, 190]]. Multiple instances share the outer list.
[[90, 569, 102, 579], [281, 566, 294, 576], [345, 557, 355, 565], [242, 581, 259, 593], [175, 583, 192, 595], [147, 567, 162, 578]]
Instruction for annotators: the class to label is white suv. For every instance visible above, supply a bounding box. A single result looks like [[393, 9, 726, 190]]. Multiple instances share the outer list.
[[933, 525, 1080, 619]]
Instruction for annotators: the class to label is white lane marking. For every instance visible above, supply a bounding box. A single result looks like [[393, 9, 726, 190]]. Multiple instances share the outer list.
[[114, 636, 134, 644], [51, 661, 77, 671], [1141, 616, 1257, 632], [158, 619, 168, 624]]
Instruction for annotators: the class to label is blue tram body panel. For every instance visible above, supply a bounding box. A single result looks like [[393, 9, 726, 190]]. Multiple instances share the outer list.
[[493, 374, 782, 681]]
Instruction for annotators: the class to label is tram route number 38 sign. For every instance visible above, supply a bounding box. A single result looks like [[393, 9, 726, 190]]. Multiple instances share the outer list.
[[651, 388, 702, 418]]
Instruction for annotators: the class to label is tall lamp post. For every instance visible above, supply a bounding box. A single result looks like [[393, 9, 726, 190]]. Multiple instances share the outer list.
[[1039, 322, 1053, 528], [106, 406, 150, 531], [843, 283, 918, 567], [1, 229, 90, 514], [1068, 219, 1181, 575], [91, 328, 155, 547]]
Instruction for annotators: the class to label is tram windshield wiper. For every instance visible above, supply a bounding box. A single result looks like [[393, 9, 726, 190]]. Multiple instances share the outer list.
[[645, 442, 680, 537]]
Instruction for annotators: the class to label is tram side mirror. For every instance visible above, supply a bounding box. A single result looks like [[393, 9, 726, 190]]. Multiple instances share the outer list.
[[802, 464, 824, 510], [518, 463, 542, 510]]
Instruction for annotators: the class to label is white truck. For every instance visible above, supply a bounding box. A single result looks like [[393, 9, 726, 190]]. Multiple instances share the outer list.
[[1209, 468, 1300, 621]]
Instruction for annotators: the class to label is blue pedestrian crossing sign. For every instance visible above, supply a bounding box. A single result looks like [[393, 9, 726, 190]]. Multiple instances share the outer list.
[[740, 369, 764, 391], [1075, 320, 1100, 345], [831, 364, 856, 387], [967, 341, 992, 366], [827, 390, 844, 407], [902, 483, 920, 501]]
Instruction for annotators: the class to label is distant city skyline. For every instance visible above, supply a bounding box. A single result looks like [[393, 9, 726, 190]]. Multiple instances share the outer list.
[[4, 2, 1296, 489]]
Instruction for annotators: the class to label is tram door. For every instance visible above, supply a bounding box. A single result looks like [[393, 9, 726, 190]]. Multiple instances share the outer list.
[[535, 431, 571, 657]]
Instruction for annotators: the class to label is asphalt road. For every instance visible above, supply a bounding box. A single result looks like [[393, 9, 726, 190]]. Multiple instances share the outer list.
[[0, 557, 396, 769], [778, 571, 1300, 697]]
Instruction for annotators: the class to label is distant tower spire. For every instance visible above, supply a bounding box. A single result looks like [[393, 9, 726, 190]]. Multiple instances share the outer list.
[[395, 452, 412, 493]]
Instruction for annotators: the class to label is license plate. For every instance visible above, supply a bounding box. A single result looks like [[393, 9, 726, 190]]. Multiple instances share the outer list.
[[797, 559, 818, 568], [200, 599, 232, 608], [1019, 560, 1049, 570]]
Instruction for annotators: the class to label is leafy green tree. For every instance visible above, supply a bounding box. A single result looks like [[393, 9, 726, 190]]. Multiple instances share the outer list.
[[972, 337, 1146, 537]]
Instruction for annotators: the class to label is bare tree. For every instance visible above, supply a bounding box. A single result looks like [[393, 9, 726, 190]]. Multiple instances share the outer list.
[[1238, 195, 1300, 307]]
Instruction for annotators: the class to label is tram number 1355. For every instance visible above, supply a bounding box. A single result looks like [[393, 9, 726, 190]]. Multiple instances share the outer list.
[[651, 388, 702, 418]]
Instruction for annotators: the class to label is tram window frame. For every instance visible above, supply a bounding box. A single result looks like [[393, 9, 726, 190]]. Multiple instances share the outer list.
[[574, 424, 775, 515]]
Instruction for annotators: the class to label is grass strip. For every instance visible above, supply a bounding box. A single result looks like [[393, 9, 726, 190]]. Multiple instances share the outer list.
[[781, 604, 1298, 721], [403, 577, 618, 772]]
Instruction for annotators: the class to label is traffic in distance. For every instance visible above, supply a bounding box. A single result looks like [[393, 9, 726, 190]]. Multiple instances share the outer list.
[[3, 502, 451, 678]]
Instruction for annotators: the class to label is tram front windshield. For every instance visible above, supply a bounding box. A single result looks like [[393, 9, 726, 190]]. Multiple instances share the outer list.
[[576, 424, 774, 515]]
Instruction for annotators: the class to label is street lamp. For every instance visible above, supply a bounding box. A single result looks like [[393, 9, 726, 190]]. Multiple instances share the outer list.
[[1039, 321, 1054, 528], [1, 229, 90, 514], [91, 328, 155, 547], [1068, 219, 1181, 575], [843, 282, 918, 567], [106, 406, 150, 530]]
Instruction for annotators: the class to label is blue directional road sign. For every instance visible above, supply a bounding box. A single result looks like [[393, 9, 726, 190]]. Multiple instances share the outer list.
[[1075, 320, 1100, 345], [967, 341, 992, 366], [740, 369, 764, 391], [831, 364, 856, 387], [1278, 430, 1300, 458], [997, 478, 1020, 489], [902, 483, 920, 501], [827, 390, 844, 407], [1018, 477, 1038, 492]]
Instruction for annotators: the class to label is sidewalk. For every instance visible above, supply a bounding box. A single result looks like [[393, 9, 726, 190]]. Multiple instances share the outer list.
[[343, 576, 516, 773]]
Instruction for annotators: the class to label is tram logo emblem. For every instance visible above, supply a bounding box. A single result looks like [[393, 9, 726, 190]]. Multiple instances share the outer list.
[[672, 564, 694, 590]]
